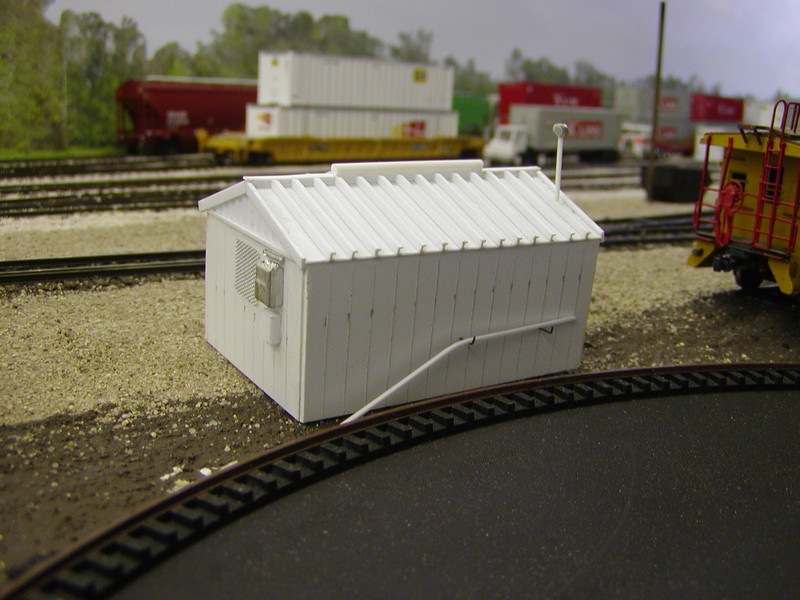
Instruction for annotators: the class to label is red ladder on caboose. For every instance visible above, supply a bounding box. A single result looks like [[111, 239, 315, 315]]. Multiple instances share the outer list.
[[752, 100, 800, 253], [694, 100, 800, 257]]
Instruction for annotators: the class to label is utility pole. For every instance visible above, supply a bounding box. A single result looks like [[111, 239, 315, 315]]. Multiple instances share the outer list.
[[646, 1, 666, 200]]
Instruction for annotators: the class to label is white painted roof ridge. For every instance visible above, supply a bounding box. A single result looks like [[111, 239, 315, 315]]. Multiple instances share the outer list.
[[331, 159, 485, 183], [197, 180, 248, 212], [202, 160, 601, 264]]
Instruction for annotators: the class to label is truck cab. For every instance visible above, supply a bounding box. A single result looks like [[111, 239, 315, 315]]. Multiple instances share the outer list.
[[483, 125, 530, 165]]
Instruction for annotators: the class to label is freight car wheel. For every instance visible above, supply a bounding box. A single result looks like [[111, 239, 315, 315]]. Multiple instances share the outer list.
[[249, 152, 274, 166], [214, 151, 235, 166], [734, 267, 763, 293]]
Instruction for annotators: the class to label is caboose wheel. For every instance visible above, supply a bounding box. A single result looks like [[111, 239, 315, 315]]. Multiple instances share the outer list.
[[734, 267, 762, 293]]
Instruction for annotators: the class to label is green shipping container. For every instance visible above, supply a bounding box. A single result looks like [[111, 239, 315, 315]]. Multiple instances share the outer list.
[[452, 92, 490, 136]]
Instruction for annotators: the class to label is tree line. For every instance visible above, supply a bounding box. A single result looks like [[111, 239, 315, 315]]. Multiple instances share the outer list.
[[1, 1, 736, 152]]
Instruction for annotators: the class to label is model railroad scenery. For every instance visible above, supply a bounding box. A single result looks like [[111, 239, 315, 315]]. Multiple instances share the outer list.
[[3, 9, 800, 598]]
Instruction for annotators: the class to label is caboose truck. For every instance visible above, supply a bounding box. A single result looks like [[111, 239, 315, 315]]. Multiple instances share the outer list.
[[688, 100, 800, 294]]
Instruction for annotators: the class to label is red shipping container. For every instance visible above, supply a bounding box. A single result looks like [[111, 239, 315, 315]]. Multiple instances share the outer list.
[[690, 94, 744, 122], [498, 82, 602, 123]]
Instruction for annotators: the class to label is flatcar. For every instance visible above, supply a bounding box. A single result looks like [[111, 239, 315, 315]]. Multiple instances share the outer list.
[[688, 100, 800, 293], [116, 76, 257, 154]]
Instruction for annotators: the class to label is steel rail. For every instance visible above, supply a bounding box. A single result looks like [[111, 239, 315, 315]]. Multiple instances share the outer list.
[[0, 251, 205, 284], [0, 214, 706, 285], [0, 155, 216, 178], [0, 166, 654, 218], [1, 364, 798, 600]]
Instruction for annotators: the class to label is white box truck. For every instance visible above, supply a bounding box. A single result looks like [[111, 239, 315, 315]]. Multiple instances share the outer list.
[[484, 105, 623, 165]]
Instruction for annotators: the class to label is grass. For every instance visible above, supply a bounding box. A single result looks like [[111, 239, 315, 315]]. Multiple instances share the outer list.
[[0, 146, 125, 161]]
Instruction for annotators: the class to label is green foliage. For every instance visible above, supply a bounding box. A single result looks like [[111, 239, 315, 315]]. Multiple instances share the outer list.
[[390, 29, 433, 63], [444, 56, 495, 96], [59, 10, 146, 146], [182, 5, 384, 78], [505, 48, 570, 84], [314, 15, 382, 57], [147, 43, 196, 77], [0, 0, 63, 150]]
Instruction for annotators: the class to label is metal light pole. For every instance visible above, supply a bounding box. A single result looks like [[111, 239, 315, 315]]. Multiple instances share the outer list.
[[646, 1, 666, 200], [553, 123, 569, 203]]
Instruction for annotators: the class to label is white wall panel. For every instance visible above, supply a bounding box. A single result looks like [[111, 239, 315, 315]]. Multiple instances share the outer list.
[[566, 241, 600, 367], [386, 255, 421, 406], [302, 264, 332, 421], [406, 255, 439, 401], [516, 244, 552, 377], [495, 247, 535, 384], [463, 250, 500, 391], [323, 261, 355, 417], [364, 256, 399, 401], [344, 261, 377, 415], [441, 251, 476, 393], [424, 251, 461, 399]]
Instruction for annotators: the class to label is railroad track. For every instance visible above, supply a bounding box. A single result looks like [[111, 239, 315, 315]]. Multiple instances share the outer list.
[[0, 215, 704, 285], [599, 213, 708, 246], [0, 163, 656, 218], [0, 154, 642, 179], [2, 364, 798, 599], [0, 251, 205, 284], [0, 154, 216, 178]]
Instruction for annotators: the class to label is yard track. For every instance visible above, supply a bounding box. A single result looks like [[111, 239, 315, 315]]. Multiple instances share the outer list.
[[0, 251, 205, 284], [0, 214, 705, 285], [2, 364, 798, 599], [0, 161, 657, 218]]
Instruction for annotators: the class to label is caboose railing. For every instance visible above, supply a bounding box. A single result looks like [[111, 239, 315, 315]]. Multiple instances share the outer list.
[[692, 100, 800, 256]]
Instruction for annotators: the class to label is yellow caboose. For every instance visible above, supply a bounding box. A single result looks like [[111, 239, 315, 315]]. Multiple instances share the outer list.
[[688, 100, 800, 293]]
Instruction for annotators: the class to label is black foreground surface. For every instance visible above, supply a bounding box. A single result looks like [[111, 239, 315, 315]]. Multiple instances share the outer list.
[[4, 366, 799, 600], [115, 389, 800, 600]]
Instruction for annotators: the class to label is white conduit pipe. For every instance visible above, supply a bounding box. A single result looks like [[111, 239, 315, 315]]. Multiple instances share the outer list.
[[341, 315, 576, 425]]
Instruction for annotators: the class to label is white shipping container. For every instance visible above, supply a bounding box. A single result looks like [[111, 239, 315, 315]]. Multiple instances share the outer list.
[[246, 104, 458, 139], [508, 105, 623, 151], [614, 85, 691, 122], [743, 99, 781, 128], [693, 123, 740, 162], [257, 51, 454, 111], [199, 160, 603, 422]]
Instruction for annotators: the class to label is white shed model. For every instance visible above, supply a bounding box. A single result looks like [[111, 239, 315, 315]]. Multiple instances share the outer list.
[[199, 160, 602, 423]]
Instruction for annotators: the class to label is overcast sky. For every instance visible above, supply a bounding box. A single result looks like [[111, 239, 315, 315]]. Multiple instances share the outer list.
[[44, 0, 799, 99]]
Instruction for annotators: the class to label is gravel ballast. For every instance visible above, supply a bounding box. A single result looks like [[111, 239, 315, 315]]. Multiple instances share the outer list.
[[1, 187, 799, 586]]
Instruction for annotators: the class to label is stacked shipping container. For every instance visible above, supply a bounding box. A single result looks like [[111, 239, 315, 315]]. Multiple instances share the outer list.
[[497, 82, 603, 124], [246, 52, 458, 140], [614, 85, 744, 155], [245, 106, 459, 139]]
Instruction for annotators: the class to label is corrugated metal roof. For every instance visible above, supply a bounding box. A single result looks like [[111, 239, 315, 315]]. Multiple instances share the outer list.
[[200, 160, 603, 264]]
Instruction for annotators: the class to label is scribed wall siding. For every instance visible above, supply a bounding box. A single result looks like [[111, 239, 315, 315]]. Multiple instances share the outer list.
[[199, 160, 603, 422]]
